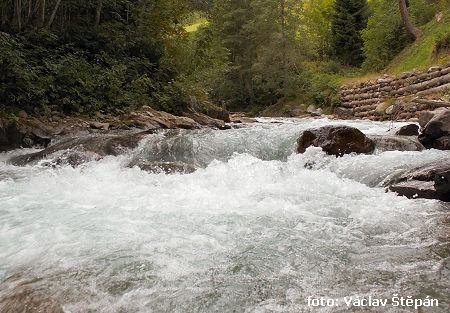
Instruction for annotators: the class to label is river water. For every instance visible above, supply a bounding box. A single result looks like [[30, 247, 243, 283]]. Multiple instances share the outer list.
[[0, 118, 449, 312]]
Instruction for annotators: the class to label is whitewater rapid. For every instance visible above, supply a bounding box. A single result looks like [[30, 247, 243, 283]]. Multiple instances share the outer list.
[[0, 118, 449, 312]]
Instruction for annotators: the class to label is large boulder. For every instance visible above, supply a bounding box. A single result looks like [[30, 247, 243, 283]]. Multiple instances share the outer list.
[[418, 108, 450, 150], [306, 105, 323, 116], [389, 180, 437, 200], [204, 106, 231, 123], [297, 125, 375, 156], [387, 160, 450, 202], [189, 98, 231, 123]]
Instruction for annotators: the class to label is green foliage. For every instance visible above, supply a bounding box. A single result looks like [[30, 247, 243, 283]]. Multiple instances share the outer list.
[[387, 10, 450, 73], [362, 0, 411, 71], [1, 0, 448, 117], [175, 24, 229, 103], [303, 61, 343, 108], [362, 0, 446, 72], [331, 0, 369, 66], [210, 0, 310, 110], [0, 0, 189, 115], [300, 0, 335, 58]]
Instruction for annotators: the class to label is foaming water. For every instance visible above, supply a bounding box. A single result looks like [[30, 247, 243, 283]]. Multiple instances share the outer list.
[[0, 118, 449, 313]]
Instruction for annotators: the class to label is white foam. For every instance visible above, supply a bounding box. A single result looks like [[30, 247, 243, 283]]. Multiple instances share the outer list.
[[0, 118, 448, 312]]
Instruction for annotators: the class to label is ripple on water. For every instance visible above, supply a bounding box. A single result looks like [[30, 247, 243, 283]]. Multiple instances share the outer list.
[[0, 118, 449, 313]]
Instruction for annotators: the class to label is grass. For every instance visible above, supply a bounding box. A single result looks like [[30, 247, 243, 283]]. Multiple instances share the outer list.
[[386, 12, 450, 74], [337, 11, 450, 85]]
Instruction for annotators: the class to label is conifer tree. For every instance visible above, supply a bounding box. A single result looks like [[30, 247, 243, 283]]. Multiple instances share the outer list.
[[331, 0, 369, 66]]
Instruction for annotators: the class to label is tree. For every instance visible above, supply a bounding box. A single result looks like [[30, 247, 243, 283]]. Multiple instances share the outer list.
[[331, 0, 369, 66], [398, 0, 420, 40], [251, 0, 306, 104], [212, 0, 257, 107], [300, 0, 335, 58], [0, 0, 192, 115], [362, 0, 411, 71], [210, 0, 308, 109]]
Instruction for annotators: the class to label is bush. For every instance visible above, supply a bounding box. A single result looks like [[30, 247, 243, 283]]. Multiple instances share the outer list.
[[307, 73, 341, 108], [0, 31, 189, 116]]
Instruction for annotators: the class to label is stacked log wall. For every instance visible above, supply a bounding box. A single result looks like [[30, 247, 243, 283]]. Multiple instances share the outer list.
[[339, 64, 450, 120]]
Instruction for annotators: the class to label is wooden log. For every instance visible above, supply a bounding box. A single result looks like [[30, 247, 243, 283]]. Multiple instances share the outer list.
[[349, 98, 384, 107], [393, 73, 450, 96], [411, 98, 450, 108], [416, 82, 450, 96]]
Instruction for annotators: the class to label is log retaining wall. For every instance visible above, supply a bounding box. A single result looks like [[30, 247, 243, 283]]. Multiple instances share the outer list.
[[339, 64, 450, 120]]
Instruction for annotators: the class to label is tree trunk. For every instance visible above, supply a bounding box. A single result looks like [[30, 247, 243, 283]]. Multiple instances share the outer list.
[[242, 72, 255, 105], [398, 0, 420, 40], [38, 0, 45, 27], [1, 4, 6, 27], [15, 0, 22, 31], [46, 0, 61, 28], [26, 0, 32, 24], [95, 0, 102, 25]]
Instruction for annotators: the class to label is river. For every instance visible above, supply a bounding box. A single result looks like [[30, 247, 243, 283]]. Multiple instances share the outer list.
[[0, 118, 449, 312]]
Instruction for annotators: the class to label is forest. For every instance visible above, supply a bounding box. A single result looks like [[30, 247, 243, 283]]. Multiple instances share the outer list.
[[1, 0, 449, 116]]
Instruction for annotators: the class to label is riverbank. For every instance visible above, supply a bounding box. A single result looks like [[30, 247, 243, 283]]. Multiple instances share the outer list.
[[0, 105, 246, 152]]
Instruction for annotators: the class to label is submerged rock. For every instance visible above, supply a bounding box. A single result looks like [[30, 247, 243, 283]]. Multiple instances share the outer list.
[[296, 125, 375, 156], [418, 108, 450, 150], [128, 160, 197, 174], [389, 180, 437, 200], [386, 160, 450, 201], [369, 135, 424, 152], [0, 281, 64, 313], [8, 131, 153, 166]]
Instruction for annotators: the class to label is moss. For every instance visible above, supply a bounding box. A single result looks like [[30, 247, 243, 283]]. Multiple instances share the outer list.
[[375, 98, 395, 115]]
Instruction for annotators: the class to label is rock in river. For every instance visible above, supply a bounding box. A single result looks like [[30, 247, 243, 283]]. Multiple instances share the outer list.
[[0, 119, 52, 151], [182, 112, 230, 130], [418, 108, 450, 150], [0, 280, 64, 313], [391, 124, 419, 136], [369, 135, 424, 152], [387, 160, 450, 202], [297, 125, 375, 156], [8, 131, 153, 166], [128, 160, 197, 174]]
